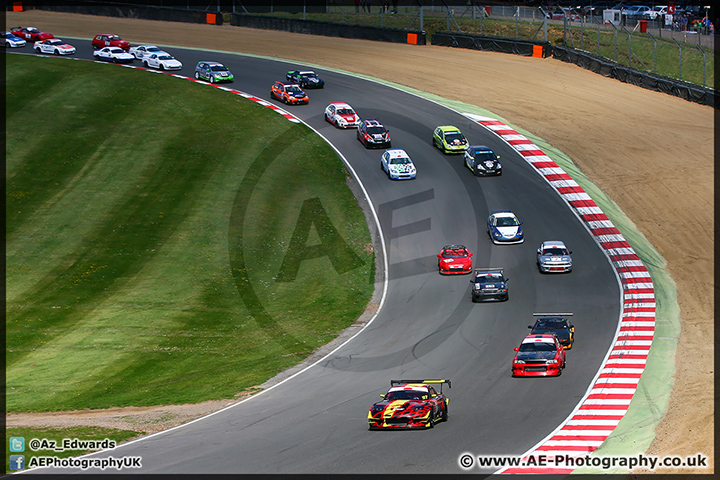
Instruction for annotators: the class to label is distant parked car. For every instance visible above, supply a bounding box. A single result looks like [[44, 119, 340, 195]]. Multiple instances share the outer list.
[[648, 6, 668, 20], [92, 34, 131, 51], [622, 6, 652, 18], [92, 46, 134, 63], [2, 31, 27, 48], [34, 38, 76, 55]]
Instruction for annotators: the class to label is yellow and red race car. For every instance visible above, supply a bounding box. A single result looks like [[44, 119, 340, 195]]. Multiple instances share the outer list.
[[368, 379, 450, 430]]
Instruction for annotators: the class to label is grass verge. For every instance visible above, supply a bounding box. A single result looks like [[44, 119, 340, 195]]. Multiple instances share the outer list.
[[6, 54, 374, 412]]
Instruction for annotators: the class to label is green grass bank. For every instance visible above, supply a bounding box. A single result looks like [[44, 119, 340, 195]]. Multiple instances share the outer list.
[[6, 54, 375, 412]]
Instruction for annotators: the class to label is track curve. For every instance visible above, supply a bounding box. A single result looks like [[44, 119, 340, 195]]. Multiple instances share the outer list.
[[24, 44, 621, 474]]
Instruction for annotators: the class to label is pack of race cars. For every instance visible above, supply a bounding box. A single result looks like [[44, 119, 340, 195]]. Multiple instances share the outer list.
[[14, 25, 582, 431]]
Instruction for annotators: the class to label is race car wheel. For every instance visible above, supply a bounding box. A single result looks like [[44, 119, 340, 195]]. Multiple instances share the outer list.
[[194, 72, 199, 80], [442, 403, 448, 422], [112, 57, 118, 63], [35, 47, 40, 53], [428, 415, 435, 428], [143, 61, 148, 67], [159, 64, 165, 71], [54, 49, 60, 55], [209, 76, 214, 84]]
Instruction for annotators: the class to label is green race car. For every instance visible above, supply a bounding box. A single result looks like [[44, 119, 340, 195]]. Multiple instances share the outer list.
[[432, 125, 469, 154]]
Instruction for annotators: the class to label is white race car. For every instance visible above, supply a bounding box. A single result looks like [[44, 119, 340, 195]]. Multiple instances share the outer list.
[[34, 38, 76, 55], [93, 46, 134, 63], [142, 53, 182, 71], [324, 102, 360, 128], [381, 148, 416, 180], [129, 44, 166, 59], [2, 31, 27, 48]]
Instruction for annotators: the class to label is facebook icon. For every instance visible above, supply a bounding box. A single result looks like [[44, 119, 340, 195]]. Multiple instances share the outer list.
[[10, 455, 25, 470]]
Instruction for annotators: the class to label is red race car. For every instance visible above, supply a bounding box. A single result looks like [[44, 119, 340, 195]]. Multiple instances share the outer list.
[[92, 34, 131, 51], [10, 26, 53, 42], [437, 244, 473, 274], [368, 379, 450, 430], [512, 334, 566, 377]]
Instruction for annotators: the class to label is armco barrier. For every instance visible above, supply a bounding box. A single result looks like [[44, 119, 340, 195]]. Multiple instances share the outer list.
[[553, 46, 715, 108], [28, 0, 223, 25], [230, 13, 425, 45], [431, 31, 552, 58]]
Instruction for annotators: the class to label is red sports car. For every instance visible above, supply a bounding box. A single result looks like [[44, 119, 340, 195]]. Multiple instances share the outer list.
[[92, 34, 131, 51], [437, 244, 473, 274], [368, 379, 450, 430], [10, 26, 53, 42], [512, 334, 566, 377]]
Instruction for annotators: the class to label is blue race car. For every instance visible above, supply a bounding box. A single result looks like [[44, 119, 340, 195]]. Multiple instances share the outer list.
[[487, 210, 524, 244]]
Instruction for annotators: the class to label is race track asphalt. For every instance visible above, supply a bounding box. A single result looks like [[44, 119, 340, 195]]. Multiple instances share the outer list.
[[24, 44, 621, 474]]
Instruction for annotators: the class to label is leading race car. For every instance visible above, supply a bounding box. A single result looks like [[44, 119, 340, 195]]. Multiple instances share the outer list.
[[34, 38, 76, 55], [10, 26, 54, 42], [432, 125, 469, 154], [92, 46, 134, 63], [470, 267, 509, 302], [437, 245, 473, 274], [465, 145, 502, 176], [381, 148, 416, 180], [368, 379, 450, 430], [270, 82, 309, 105], [142, 53, 182, 71], [487, 210, 524, 244], [285, 70, 324, 88], [2, 31, 27, 48], [324, 102, 360, 128], [512, 334, 566, 377], [528, 313, 575, 350], [129, 44, 167, 59], [537, 240, 573, 273]]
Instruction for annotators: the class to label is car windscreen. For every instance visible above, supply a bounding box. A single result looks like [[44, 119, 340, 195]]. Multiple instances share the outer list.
[[337, 108, 354, 115], [496, 217, 518, 227], [367, 126, 386, 135], [444, 132, 465, 142], [210, 65, 228, 71], [109, 48, 123, 53], [286, 85, 303, 93], [519, 342, 555, 352], [477, 275, 502, 283], [536, 319, 569, 330], [157, 55, 173, 60], [442, 250, 468, 258], [473, 151, 496, 160], [385, 390, 426, 401], [542, 247, 567, 256], [390, 157, 411, 165]]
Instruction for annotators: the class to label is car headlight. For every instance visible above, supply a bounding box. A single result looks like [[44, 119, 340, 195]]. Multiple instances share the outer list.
[[548, 359, 559, 364], [443, 259, 453, 263], [514, 359, 525, 364], [493, 231, 501, 237]]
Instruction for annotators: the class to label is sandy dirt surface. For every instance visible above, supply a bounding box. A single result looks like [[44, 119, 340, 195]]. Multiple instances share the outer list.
[[6, 10, 713, 473]]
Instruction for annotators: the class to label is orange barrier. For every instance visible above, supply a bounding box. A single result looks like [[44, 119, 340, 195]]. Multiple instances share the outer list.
[[206, 13, 216, 25], [13, 2, 23, 12], [407, 33, 417, 45], [532, 44, 543, 58]]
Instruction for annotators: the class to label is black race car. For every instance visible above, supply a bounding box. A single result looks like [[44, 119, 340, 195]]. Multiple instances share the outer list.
[[464, 145, 502, 176], [285, 70, 325, 88], [528, 313, 575, 349], [470, 267, 508, 302]]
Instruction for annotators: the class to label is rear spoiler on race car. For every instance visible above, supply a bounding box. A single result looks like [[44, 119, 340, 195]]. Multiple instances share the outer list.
[[533, 312, 573, 316], [473, 267, 504, 274], [390, 379, 452, 393]]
